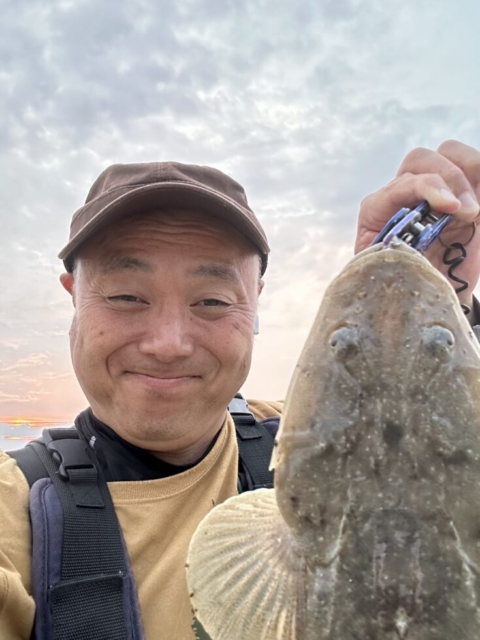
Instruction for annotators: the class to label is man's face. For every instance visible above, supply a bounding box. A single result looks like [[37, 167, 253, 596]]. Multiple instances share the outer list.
[[61, 210, 262, 463]]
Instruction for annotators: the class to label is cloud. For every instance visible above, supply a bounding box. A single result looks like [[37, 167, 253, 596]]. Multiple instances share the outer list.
[[0, 352, 50, 373], [0, 339, 27, 351], [1, 0, 479, 415]]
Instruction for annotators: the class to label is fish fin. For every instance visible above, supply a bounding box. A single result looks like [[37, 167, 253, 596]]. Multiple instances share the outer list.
[[269, 441, 277, 470], [269, 414, 285, 471], [187, 488, 306, 640]]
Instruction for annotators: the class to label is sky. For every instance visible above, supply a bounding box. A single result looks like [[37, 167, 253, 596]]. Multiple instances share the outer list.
[[1, 0, 480, 433]]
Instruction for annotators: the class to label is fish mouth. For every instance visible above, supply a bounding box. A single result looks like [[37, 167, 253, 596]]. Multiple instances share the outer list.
[[349, 239, 430, 269], [342, 239, 447, 287], [326, 237, 468, 336]]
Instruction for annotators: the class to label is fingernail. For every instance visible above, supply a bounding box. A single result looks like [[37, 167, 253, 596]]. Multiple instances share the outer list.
[[459, 191, 479, 214], [439, 188, 461, 205]]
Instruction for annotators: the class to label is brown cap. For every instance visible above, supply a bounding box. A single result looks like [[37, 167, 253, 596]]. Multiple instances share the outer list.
[[59, 161, 270, 273]]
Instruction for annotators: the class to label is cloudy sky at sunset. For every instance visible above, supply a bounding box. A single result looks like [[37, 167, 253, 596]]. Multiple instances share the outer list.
[[1, 0, 479, 437]]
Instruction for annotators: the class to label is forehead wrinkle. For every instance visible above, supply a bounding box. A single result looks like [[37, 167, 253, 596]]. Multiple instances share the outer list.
[[188, 263, 241, 283], [97, 255, 153, 274]]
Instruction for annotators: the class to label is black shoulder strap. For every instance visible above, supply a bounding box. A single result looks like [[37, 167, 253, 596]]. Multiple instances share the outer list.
[[37, 430, 132, 640], [10, 421, 144, 640], [229, 394, 277, 490], [8, 437, 54, 487]]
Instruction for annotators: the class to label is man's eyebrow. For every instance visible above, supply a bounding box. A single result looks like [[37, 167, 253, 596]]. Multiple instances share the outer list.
[[97, 256, 153, 273], [188, 264, 240, 282]]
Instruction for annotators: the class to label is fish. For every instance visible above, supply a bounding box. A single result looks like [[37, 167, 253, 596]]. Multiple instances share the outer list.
[[186, 240, 480, 640]]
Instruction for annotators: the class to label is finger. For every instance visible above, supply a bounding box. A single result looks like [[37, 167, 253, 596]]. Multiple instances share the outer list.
[[360, 173, 464, 232], [396, 147, 479, 218], [436, 140, 480, 199]]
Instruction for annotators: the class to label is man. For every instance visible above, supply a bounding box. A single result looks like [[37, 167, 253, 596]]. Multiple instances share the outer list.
[[0, 140, 479, 639]]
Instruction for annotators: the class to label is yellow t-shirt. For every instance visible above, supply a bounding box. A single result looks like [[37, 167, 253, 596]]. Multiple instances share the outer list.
[[0, 400, 283, 640]]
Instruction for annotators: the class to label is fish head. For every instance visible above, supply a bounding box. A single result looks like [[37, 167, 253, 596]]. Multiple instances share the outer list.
[[274, 240, 480, 563]]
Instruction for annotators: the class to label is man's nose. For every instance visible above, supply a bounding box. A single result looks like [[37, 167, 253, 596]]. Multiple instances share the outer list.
[[137, 307, 195, 361]]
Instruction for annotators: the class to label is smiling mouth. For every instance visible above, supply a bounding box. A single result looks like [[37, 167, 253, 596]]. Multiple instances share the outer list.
[[132, 373, 198, 379], [125, 372, 201, 389]]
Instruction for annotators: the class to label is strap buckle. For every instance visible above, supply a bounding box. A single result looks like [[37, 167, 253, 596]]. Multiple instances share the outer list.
[[43, 430, 97, 482], [228, 393, 256, 427]]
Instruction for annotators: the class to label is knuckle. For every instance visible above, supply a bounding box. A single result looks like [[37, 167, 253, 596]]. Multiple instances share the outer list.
[[388, 172, 418, 191], [360, 176, 397, 209], [395, 171, 414, 183], [436, 139, 461, 155], [441, 164, 465, 186], [437, 140, 480, 181], [398, 147, 431, 171], [417, 173, 447, 190], [359, 192, 375, 211]]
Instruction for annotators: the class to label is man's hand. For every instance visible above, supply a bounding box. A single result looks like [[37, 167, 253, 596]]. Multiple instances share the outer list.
[[356, 140, 480, 310]]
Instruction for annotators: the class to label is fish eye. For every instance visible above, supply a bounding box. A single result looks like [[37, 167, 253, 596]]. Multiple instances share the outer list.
[[421, 325, 455, 363], [330, 326, 360, 360]]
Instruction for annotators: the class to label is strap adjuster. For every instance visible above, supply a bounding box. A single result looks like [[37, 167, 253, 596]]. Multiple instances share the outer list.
[[41, 431, 104, 507], [46, 438, 96, 482]]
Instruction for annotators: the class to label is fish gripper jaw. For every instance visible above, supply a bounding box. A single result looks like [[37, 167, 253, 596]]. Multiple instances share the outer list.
[[372, 201, 452, 252], [371, 201, 471, 314]]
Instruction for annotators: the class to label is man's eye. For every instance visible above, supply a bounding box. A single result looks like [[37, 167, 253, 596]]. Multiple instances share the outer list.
[[108, 295, 143, 303], [200, 299, 229, 307]]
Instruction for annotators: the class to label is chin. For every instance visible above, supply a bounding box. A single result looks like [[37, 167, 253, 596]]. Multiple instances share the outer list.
[[114, 405, 194, 434]]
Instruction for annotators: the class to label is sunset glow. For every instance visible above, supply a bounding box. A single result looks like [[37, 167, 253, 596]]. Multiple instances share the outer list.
[[0, 416, 70, 450], [0, 417, 68, 429]]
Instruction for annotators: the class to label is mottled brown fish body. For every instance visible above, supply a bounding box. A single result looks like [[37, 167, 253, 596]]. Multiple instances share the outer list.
[[276, 242, 480, 638], [187, 242, 480, 640]]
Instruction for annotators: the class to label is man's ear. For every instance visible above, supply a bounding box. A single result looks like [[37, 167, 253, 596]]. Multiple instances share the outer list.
[[60, 272, 74, 297], [257, 279, 264, 296]]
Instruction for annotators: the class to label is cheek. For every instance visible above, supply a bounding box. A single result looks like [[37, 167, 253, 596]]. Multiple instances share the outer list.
[[216, 319, 254, 366], [70, 310, 120, 372]]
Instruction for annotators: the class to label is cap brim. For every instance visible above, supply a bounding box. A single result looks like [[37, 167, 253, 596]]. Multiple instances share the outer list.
[[59, 182, 270, 271]]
